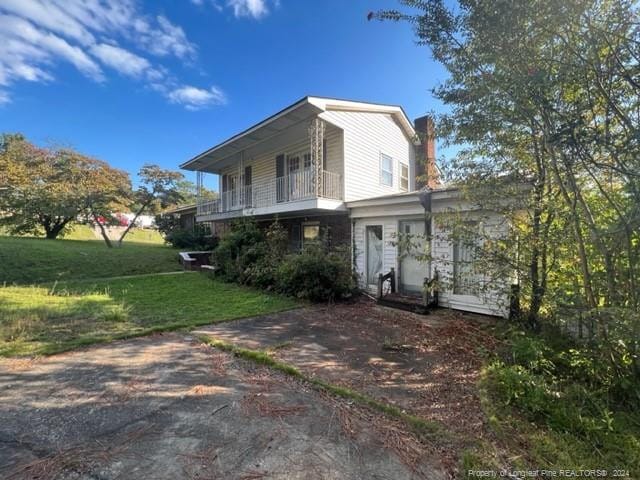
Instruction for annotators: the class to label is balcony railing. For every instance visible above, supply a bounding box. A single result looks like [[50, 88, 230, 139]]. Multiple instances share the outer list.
[[197, 170, 342, 216]]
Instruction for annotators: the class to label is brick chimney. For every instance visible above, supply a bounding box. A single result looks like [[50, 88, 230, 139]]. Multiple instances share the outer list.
[[413, 115, 440, 190]]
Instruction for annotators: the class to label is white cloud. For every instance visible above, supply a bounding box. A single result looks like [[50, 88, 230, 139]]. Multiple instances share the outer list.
[[0, 0, 222, 110], [195, 0, 276, 19], [90, 43, 151, 78], [0, 14, 104, 83], [227, 0, 270, 19], [0, 0, 96, 45], [167, 85, 227, 110], [0, 90, 10, 105]]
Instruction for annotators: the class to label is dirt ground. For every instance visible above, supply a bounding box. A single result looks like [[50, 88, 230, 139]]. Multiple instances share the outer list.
[[196, 299, 501, 471], [0, 332, 447, 480]]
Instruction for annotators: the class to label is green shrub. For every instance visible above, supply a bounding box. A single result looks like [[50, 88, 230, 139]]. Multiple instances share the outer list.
[[156, 215, 217, 250], [212, 218, 266, 284], [484, 325, 640, 470], [276, 244, 355, 301], [211, 220, 355, 302], [251, 222, 288, 289], [165, 227, 217, 250]]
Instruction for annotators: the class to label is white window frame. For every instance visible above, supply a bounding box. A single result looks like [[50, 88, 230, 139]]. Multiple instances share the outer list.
[[379, 153, 393, 187], [399, 161, 409, 191]]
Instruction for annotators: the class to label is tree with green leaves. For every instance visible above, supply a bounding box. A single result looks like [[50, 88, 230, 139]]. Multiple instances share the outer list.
[[372, 0, 640, 324], [171, 178, 217, 207], [0, 134, 131, 240], [113, 164, 183, 247]]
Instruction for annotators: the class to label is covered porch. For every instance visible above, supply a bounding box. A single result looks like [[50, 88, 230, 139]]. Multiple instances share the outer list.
[[181, 98, 345, 223]]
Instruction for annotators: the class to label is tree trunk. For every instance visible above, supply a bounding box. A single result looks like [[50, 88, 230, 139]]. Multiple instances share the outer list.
[[93, 213, 113, 248], [525, 136, 548, 328], [526, 184, 546, 328], [117, 201, 150, 247], [43, 216, 71, 240]]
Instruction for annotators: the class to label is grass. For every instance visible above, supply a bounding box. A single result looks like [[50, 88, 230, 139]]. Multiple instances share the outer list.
[[122, 228, 165, 244], [1, 224, 165, 244], [0, 236, 180, 284], [0, 273, 299, 356], [198, 335, 444, 442], [468, 326, 640, 475]]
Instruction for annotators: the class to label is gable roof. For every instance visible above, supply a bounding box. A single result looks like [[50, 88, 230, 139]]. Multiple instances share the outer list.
[[180, 96, 416, 171]]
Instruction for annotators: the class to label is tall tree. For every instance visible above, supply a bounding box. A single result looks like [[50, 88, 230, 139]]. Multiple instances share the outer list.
[[372, 0, 640, 320], [115, 164, 183, 247], [0, 134, 130, 240]]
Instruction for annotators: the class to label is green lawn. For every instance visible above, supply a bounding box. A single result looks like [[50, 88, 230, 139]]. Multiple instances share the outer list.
[[64, 224, 165, 244], [0, 224, 165, 244], [0, 272, 299, 356], [0, 236, 180, 284]]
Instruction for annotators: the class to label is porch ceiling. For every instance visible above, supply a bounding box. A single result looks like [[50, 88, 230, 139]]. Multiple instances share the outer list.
[[181, 100, 323, 173]]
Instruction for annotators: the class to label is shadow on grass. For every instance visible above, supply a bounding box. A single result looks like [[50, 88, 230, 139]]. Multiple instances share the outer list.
[[0, 274, 300, 357]]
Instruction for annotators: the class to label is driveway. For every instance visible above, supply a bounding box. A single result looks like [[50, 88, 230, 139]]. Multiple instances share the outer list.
[[0, 332, 446, 480], [195, 300, 500, 472]]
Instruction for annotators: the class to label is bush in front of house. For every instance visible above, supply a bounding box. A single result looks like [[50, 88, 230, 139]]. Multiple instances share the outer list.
[[213, 218, 267, 284], [156, 214, 217, 250], [165, 227, 218, 250], [212, 218, 356, 301], [276, 244, 355, 301], [251, 222, 289, 289]]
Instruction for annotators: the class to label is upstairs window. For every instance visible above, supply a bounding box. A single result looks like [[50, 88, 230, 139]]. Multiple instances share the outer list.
[[400, 162, 409, 191], [380, 153, 393, 186]]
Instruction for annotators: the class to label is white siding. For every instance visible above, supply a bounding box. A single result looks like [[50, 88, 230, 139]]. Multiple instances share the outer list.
[[320, 110, 415, 201], [351, 199, 510, 317], [218, 123, 344, 187], [430, 207, 510, 317]]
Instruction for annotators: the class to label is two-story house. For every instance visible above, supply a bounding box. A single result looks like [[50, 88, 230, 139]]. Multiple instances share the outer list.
[[181, 96, 510, 317]]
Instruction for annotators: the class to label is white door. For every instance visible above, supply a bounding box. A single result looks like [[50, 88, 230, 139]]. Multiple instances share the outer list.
[[287, 154, 301, 199], [229, 174, 239, 208], [366, 225, 384, 286], [399, 220, 427, 294]]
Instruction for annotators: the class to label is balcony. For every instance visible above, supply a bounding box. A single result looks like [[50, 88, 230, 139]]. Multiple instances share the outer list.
[[197, 170, 343, 218]]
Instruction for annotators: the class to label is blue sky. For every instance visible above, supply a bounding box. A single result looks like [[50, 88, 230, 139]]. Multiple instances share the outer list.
[[0, 0, 449, 189]]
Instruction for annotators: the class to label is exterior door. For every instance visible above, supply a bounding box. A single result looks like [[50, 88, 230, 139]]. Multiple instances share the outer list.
[[399, 220, 427, 294], [228, 174, 239, 208], [366, 225, 384, 287], [287, 154, 301, 199]]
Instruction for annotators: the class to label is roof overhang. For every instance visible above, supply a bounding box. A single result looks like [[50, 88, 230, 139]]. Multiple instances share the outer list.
[[345, 188, 461, 209], [181, 96, 417, 173]]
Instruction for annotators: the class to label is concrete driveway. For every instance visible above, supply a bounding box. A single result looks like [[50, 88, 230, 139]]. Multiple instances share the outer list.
[[195, 300, 500, 474], [0, 332, 446, 480]]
